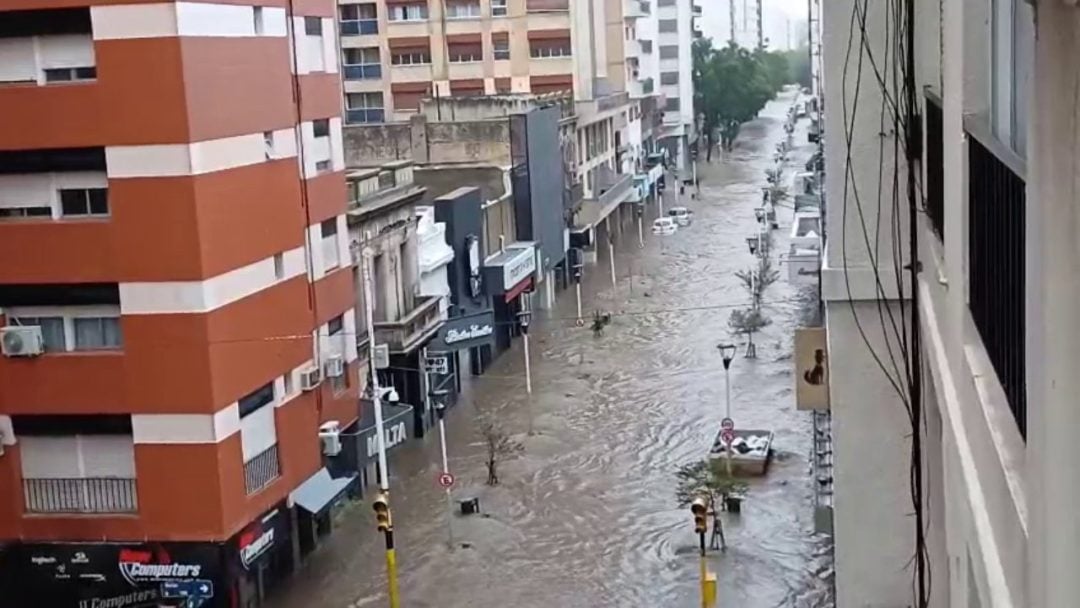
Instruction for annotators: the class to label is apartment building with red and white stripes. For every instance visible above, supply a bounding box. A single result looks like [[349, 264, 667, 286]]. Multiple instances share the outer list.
[[0, 2, 360, 606]]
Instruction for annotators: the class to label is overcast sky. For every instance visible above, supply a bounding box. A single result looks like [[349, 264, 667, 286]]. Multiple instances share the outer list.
[[700, 0, 810, 51]]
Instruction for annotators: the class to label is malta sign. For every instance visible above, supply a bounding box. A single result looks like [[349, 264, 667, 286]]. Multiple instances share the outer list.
[[366, 420, 408, 459], [795, 327, 830, 411]]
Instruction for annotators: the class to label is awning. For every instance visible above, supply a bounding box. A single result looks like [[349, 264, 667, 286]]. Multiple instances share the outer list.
[[290, 468, 356, 516]]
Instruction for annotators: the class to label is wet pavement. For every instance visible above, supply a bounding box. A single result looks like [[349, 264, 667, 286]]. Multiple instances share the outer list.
[[269, 90, 833, 608]]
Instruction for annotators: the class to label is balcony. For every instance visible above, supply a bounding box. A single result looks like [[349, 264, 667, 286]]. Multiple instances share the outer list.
[[967, 119, 1026, 438], [527, 0, 568, 9], [529, 55, 574, 77], [344, 64, 383, 80], [244, 444, 281, 495], [341, 19, 378, 36], [374, 295, 444, 354], [23, 477, 137, 514], [391, 63, 434, 84]]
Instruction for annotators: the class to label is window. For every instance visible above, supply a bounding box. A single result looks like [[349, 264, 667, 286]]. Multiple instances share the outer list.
[[344, 47, 380, 65], [990, 0, 1033, 156], [44, 67, 96, 83], [493, 38, 510, 60], [315, 159, 331, 172], [346, 92, 385, 124], [530, 41, 572, 58], [658, 19, 677, 33], [492, 0, 508, 16], [0, 207, 51, 219], [660, 71, 679, 85], [340, 3, 378, 35], [273, 253, 285, 279], [304, 16, 322, 35], [665, 96, 681, 112], [283, 372, 294, 396], [448, 43, 482, 63], [18, 425, 137, 514], [446, 0, 481, 19], [328, 315, 344, 336], [391, 50, 432, 65], [321, 218, 337, 238], [9, 317, 65, 352], [253, 6, 265, 35], [321, 218, 340, 270], [659, 45, 678, 59], [313, 119, 330, 138], [59, 188, 109, 217], [388, 3, 428, 21], [239, 382, 275, 418], [73, 317, 122, 350]]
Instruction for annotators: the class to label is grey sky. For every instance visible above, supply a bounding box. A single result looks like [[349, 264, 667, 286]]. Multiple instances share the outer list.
[[700, 0, 810, 51]]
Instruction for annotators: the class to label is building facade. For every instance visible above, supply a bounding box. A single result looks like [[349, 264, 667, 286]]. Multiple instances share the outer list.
[[820, 0, 1080, 606], [0, 3, 358, 606], [655, 0, 696, 176]]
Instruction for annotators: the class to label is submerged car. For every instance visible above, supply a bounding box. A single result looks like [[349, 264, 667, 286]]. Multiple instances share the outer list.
[[652, 217, 678, 235], [668, 207, 694, 227]]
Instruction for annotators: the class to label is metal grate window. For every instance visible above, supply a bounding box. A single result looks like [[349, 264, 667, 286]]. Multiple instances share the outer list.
[[23, 477, 137, 513], [968, 135, 1026, 438], [244, 444, 281, 495]]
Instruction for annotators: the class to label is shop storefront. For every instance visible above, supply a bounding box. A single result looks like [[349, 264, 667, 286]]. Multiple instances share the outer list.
[[0, 504, 291, 608], [482, 242, 537, 358], [289, 468, 356, 565], [425, 308, 497, 407], [351, 400, 415, 495]]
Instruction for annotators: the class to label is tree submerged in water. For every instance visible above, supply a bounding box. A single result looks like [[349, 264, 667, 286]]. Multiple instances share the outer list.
[[478, 413, 523, 486], [728, 307, 771, 359], [675, 459, 750, 550]]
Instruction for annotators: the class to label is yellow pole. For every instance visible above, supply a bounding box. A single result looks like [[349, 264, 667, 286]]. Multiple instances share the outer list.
[[385, 530, 400, 608], [699, 532, 708, 608]]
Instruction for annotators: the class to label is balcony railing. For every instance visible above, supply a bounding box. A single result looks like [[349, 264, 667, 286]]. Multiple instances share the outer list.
[[374, 295, 444, 353], [346, 108, 386, 124], [924, 91, 944, 240], [244, 444, 281, 495], [968, 127, 1026, 438], [596, 172, 634, 208], [341, 19, 378, 35], [344, 64, 383, 80], [526, 0, 568, 10], [24, 477, 137, 514]]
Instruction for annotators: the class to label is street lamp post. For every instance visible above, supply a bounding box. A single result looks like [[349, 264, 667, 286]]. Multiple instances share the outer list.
[[718, 343, 737, 476], [361, 248, 401, 608], [518, 301, 534, 435], [431, 388, 454, 548]]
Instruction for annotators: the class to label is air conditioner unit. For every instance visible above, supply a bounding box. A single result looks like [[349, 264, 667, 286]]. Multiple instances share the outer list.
[[1, 326, 44, 357], [318, 421, 342, 456], [299, 365, 322, 391], [324, 355, 345, 378]]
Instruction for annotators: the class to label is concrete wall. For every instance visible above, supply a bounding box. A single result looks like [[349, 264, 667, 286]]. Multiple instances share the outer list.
[[343, 117, 511, 168]]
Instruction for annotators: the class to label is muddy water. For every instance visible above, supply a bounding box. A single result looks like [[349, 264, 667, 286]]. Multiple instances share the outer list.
[[269, 90, 833, 608]]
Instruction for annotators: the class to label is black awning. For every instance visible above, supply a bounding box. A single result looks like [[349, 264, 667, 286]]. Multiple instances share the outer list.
[[289, 469, 355, 516]]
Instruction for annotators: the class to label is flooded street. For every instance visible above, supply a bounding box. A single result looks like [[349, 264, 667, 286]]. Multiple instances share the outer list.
[[270, 90, 833, 608]]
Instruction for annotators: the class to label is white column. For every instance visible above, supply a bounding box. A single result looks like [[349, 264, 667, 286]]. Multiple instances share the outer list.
[[1026, 11, 1080, 608]]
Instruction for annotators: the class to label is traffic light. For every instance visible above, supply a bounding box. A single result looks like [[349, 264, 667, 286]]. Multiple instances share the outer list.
[[373, 491, 393, 532], [690, 496, 708, 535]]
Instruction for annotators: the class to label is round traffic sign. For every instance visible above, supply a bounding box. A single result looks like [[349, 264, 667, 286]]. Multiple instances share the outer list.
[[720, 417, 735, 431], [720, 429, 736, 445], [438, 473, 455, 488]]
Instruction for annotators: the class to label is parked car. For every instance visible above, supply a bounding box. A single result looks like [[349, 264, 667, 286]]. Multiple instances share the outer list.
[[668, 207, 693, 226], [652, 217, 678, 235]]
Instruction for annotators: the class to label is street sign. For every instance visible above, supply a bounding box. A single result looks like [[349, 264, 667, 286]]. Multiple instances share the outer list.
[[720, 418, 735, 431], [425, 355, 449, 375], [720, 430, 736, 446], [438, 473, 455, 488], [373, 344, 390, 370], [161, 579, 214, 599]]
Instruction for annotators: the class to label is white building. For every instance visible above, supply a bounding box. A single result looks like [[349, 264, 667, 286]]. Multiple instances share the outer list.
[[656, 0, 697, 176], [415, 206, 454, 315], [820, 0, 1080, 606]]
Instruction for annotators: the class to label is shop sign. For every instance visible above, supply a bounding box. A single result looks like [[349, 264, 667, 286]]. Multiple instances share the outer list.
[[432, 310, 496, 351], [119, 547, 204, 584], [366, 420, 408, 459], [235, 507, 282, 571], [502, 246, 536, 291]]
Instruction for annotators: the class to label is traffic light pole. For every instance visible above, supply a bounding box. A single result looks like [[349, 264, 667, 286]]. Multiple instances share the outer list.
[[362, 248, 401, 608], [699, 531, 708, 608]]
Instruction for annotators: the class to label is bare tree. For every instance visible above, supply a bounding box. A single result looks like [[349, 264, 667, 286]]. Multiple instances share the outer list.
[[478, 413, 523, 486], [675, 459, 750, 550], [729, 307, 771, 358]]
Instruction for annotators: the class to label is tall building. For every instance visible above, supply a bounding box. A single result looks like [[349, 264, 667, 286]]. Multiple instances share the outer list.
[[819, 0, 1080, 605], [0, 3, 358, 606], [656, 0, 697, 175]]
